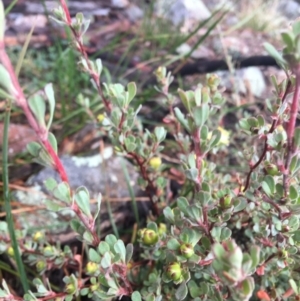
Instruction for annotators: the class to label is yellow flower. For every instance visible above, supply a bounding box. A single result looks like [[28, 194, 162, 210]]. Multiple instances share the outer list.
[[207, 126, 230, 146], [149, 157, 162, 170], [33, 231, 44, 242], [7, 246, 15, 257], [277, 125, 284, 133], [97, 113, 105, 123]]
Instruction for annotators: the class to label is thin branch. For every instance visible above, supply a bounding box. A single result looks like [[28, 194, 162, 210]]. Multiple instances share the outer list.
[[283, 65, 300, 194]]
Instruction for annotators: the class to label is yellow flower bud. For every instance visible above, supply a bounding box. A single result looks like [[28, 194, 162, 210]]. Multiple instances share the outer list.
[[65, 283, 76, 295], [166, 262, 182, 281], [86, 261, 98, 274], [97, 113, 105, 123], [158, 223, 167, 237], [36, 260, 47, 272], [33, 231, 44, 242], [149, 157, 162, 170], [7, 246, 14, 257], [207, 126, 230, 146]]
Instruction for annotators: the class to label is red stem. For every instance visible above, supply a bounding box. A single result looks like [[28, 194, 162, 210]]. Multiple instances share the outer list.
[[0, 42, 69, 183], [193, 127, 202, 191], [283, 66, 300, 194]]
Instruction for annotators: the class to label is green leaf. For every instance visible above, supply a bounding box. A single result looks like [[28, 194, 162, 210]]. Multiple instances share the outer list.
[[0, 87, 14, 100], [201, 125, 208, 140], [250, 246, 260, 268], [180, 228, 201, 246], [89, 248, 101, 263], [187, 153, 196, 169], [193, 104, 209, 128], [27, 141, 42, 157], [174, 107, 190, 132], [209, 129, 221, 148], [154, 126, 167, 142], [44, 178, 57, 191], [28, 94, 46, 128], [233, 197, 247, 212], [107, 278, 118, 290], [163, 206, 175, 223], [198, 191, 211, 206], [114, 240, 126, 263], [0, 64, 17, 96], [289, 279, 299, 294], [167, 238, 180, 251], [83, 231, 94, 244], [220, 227, 231, 241], [293, 21, 300, 36], [105, 234, 118, 250], [93, 193, 102, 224], [127, 82, 137, 104], [212, 243, 225, 259], [45, 199, 64, 212], [257, 115, 265, 127], [48, 132, 57, 154], [125, 243, 133, 264], [177, 197, 189, 215], [80, 288, 89, 296], [281, 32, 295, 52], [262, 175, 275, 197], [147, 221, 158, 232], [94, 291, 115, 299], [178, 89, 192, 113], [290, 185, 298, 200], [0, 221, 7, 232], [44, 83, 55, 130], [98, 241, 110, 255], [53, 182, 71, 203], [70, 220, 85, 235], [95, 58, 103, 76], [294, 127, 300, 148], [241, 277, 254, 297], [175, 281, 188, 300], [264, 42, 286, 66], [247, 117, 258, 127], [185, 168, 198, 181], [131, 291, 142, 301], [239, 118, 250, 131], [74, 187, 91, 217], [188, 280, 200, 298], [101, 252, 111, 269]]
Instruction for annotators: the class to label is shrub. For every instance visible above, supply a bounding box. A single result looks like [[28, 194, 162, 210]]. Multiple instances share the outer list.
[[1, 1, 300, 301]]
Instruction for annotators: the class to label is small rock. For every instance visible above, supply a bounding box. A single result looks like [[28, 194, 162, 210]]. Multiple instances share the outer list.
[[278, 0, 300, 19], [0, 123, 37, 157], [15, 149, 150, 239], [176, 43, 215, 59], [125, 4, 144, 22], [156, 0, 211, 29], [27, 148, 140, 200], [111, 0, 129, 8], [13, 14, 48, 32], [217, 67, 266, 98]]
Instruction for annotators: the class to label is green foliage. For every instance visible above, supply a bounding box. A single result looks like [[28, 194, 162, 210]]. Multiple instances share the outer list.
[[2, 2, 300, 301]]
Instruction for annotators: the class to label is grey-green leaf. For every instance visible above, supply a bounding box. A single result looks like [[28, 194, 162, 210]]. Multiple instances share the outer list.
[[131, 291, 142, 301], [193, 104, 209, 128], [175, 282, 188, 301], [74, 187, 91, 217]]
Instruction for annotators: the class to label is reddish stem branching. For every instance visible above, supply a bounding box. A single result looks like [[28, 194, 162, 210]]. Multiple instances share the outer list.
[[0, 42, 69, 183], [125, 149, 160, 216], [59, 0, 111, 112]]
